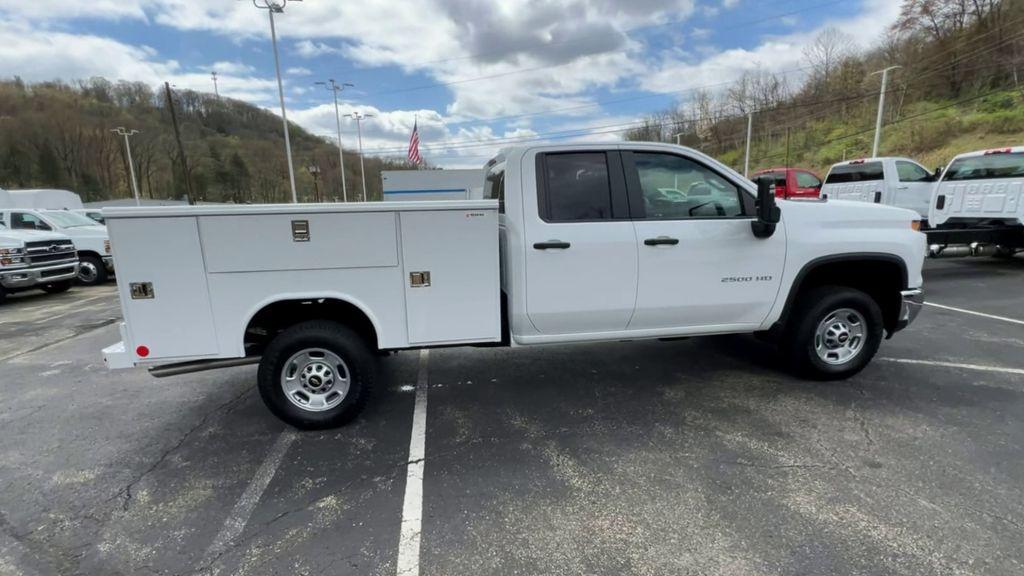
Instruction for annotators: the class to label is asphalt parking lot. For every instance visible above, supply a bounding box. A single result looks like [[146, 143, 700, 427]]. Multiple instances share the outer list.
[[1, 256, 1022, 576]]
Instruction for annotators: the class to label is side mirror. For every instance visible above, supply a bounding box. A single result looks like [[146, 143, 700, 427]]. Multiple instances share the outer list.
[[933, 166, 944, 180], [752, 176, 781, 239]]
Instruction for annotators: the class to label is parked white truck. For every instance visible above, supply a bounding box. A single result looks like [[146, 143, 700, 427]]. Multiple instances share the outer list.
[[0, 222, 79, 303], [821, 157, 940, 220], [926, 146, 1024, 256], [102, 143, 926, 429], [0, 209, 112, 285]]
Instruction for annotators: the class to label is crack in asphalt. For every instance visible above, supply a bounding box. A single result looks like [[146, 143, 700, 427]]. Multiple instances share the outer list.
[[108, 386, 252, 511], [0, 317, 119, 364]]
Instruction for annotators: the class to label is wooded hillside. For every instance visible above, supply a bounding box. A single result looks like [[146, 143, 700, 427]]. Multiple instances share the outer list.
[[625, 0, 1024, 174], [0, 79, 409, 204]]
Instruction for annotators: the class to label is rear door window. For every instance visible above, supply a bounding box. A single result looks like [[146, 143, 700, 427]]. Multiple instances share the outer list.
[[825, 162, 884, 184], [539, 152, 619, 222], [944, 152, 1024, 181], [795, 171, 821, 188]]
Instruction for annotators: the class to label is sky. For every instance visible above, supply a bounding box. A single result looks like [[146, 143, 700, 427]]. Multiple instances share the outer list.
[[0, 0, 902, 168]]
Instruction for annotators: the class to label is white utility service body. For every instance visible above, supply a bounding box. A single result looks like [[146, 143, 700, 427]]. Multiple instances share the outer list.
[[821, 157, 939, 220], [104, 143, 926, 429]]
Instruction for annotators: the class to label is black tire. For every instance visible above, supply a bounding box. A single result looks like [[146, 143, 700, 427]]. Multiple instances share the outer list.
[[77, 255, 109, 286], [41, 280, 73, 294], [0, 286, 6, 305], [782, 285, 884, 381], [257, 320, 375, 430]]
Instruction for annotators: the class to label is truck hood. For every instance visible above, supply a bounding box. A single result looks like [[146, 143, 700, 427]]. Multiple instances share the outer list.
[[780, 198, 919, 226], [59, 225, 108, 239], [0, 229, 72, 243]]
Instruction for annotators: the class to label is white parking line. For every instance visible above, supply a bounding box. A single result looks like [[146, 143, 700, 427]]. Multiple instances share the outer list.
[[925, 302, 1024, 326], [397, 349, 429, 576], [880, 357, 1024, 376], [202, 429, 298, 565]]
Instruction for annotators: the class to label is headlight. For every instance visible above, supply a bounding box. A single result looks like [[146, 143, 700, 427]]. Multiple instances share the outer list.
[[0, 247, 25, 256], [104, 240, 111, 254], [0, 248, 26, 267]]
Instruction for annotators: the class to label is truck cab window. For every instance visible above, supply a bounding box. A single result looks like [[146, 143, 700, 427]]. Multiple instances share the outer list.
[[795, 171, 822, 188], [633, 153, 743, 219], [944, 152, 1024, 181], [896, 161, 931, 182], [542, 153, 613, 221], [825, 162, 884, 183], [11, 212, 51, 231]]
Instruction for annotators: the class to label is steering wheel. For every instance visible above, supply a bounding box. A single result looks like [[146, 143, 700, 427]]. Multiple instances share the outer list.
[[689, 201, 726, 216]]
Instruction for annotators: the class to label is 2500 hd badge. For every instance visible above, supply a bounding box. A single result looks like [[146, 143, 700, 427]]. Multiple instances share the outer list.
[[721, 276, 774, 283]]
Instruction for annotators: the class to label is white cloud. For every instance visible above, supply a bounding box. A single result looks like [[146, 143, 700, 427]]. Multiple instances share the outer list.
[[286, 67, 312, 76], [211, 61, 254, 75], [722, 0, 740, 8]]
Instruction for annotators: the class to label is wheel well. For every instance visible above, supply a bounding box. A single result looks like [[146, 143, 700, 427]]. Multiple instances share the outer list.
[[782, 257, 906, 334], [78, 250, 102, 259], [244, 298, 378, 356]]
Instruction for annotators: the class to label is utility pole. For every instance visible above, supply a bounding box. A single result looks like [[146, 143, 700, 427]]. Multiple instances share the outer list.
[[673, 132, 685, 146], [871, 65, 901, 158], [743, 112, 753, 178], [247, 0, 300, 203], [784, 127, 791, 170], [307, 164, 321, 202], [164, 82, 195, 205], [316, 79, 354, 202], [347, 111, 374, 201], [111, 128, 141, 206], [211, 71, 219, 98]]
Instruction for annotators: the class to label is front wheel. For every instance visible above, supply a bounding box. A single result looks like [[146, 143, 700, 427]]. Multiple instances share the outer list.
[[77, 255, 108, 286], [257, 321, 375, 430], [782, 286, 884, 380]]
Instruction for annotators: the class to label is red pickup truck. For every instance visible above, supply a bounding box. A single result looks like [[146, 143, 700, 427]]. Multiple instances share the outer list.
[[753, 167, 823, 199]]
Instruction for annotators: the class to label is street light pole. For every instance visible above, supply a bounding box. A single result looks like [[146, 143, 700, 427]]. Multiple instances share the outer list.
[[871, 65, 901, 158], [211, 71, 219, 98], [316, 79, 354, 202], [246, 0, 301, 203], [347, 111, 374, 201], [112, 127, 141, 206]]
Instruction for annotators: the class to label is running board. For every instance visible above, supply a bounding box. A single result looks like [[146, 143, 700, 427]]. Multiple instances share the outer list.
[[149, 357, 260, 378]]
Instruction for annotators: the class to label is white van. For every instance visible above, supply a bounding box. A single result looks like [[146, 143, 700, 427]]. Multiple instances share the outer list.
[[0, 209, 113, 285], [821, 157, 940, 220], [929, 147, 1024, 227]]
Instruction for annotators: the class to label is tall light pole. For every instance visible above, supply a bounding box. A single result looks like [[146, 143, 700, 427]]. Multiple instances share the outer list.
[[316, 79, 354, 202], [743, 112, 754, 178], [245, 0, 300, 203], [673, 132, 685, 146], [112, 128, 141, 206], [211, 71, 219, 98], [347, 111, 374, 201], [871, 65, 901, 158]]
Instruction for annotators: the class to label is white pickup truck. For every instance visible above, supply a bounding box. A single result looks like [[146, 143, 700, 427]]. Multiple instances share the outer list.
[[821, 157, 941, 220], [0, 222, 79, 303], [0, 209, 113, 285], [103, 143, 927, 429]]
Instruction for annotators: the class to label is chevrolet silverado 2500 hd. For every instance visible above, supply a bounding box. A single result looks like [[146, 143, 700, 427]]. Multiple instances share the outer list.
[[0, 222, 79, 303], [102, 143, 927, 429]]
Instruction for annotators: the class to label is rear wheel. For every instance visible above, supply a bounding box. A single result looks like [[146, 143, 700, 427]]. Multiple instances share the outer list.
[[782, 286, 883, 380], [257, 321, 375, 429], [41, 280, 72, 294], [77, 255, 108, 286]]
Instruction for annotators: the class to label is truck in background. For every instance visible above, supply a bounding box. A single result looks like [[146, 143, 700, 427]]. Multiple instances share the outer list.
[[1, 188, 84, 210], [927, 146, 1024, 257], [102, 142, 926, 429], [751, 167, 823, 199], [0, 209, 112, 285], [381, 169, 484, 201], [821, 157, 940, 220], [0, 222, 79, 304]]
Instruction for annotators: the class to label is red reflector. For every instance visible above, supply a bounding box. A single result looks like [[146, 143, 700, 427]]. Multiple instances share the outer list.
[[136, 345, 150, 358], [849, 159, 865, 164], [984, 148, 1012, 155]]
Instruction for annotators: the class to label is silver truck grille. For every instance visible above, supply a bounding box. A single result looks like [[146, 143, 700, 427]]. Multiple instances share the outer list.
[[24, 240, 77, 266]]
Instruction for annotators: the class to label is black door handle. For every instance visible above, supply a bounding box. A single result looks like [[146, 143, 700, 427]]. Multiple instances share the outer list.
[[644, 237, 680, 246], [534, 241, 571, 250]]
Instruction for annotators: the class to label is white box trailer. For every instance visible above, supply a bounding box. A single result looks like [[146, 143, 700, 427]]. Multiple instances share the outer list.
[[1, 188, 84, 210], [381, 169, 484, 201]]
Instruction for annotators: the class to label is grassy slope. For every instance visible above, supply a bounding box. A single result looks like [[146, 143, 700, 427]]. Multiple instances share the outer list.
[[718, 89, 1024, 175]]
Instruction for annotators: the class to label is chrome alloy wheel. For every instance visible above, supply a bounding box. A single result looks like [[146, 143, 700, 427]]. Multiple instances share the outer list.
[[280, 348, 350, 412], [814, 308, 867, 366], [77, 260, 98, 284]]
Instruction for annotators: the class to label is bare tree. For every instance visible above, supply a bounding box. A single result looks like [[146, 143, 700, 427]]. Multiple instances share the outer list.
[[803, 27, 856, 92]]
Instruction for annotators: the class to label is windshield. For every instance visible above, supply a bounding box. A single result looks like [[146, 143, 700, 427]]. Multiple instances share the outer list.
[[42, 211, 101, 228], [825, 162, 884, 184], [944, 152, 1024, 181]]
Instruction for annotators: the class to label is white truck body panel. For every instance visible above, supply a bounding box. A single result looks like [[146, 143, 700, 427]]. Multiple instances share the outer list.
[[382, 169, 484, 201], [928, 147, 1024, 226], [821, 158, 935, 220], [1, 189, 84, 210], [103, 201, 501, 365]]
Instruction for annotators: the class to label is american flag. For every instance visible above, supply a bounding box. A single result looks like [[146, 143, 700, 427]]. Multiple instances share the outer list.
[[407, 120, 423, 165]]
